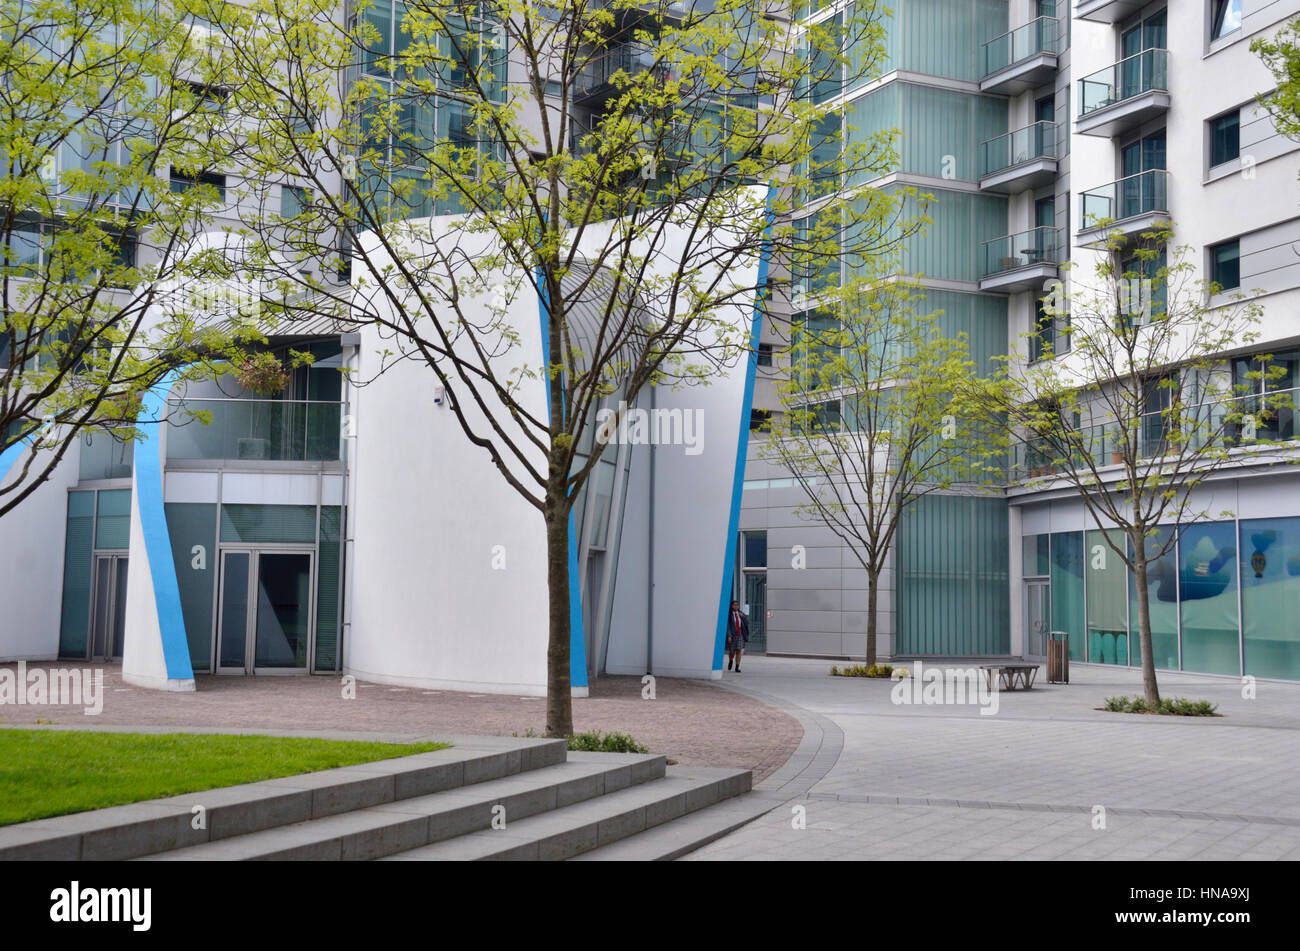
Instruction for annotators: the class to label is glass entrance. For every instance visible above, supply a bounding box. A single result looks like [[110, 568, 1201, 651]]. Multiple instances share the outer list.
[[89, 554, 128, 660], [1026, 580, 1050, 658], [216, 549, 313, 673], [743, 572, 767, 654]]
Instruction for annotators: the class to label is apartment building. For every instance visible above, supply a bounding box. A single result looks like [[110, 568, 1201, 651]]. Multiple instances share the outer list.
[[742, 0, 1300, 684]]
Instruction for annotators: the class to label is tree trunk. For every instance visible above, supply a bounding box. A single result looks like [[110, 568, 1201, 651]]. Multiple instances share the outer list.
[[865, 570, 879, 667], [544, 505, 574, 737], [1132, 532, 1161, 707]]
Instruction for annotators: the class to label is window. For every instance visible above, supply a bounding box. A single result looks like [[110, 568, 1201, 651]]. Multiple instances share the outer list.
[[1030, 296, 1062, 363], [1210, 239, 1240, 291], [184, 80, 228, 114], [281, 185, 310, 217], [1209, 110, 1240, 167], [757, 343, 773, 368], [1211, 0, 1243, 41], [170, 169, 227, 203], [749, 408, 772, 432]]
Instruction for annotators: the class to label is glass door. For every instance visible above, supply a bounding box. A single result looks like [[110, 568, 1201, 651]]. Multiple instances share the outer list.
[[89, 553, 129, 660], [254, 552, 312, 670], [217, 550, 251, 673], [216, 549, 313, 673], [743, 572, 767, 654], [1026, 580, 1050, 658]]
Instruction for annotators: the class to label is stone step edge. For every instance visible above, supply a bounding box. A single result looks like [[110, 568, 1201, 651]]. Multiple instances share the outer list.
[[379, 765, 752, 862], [0, 736, 571, 861], [570, 791, 780, 861], [140, 755, 671, 861]]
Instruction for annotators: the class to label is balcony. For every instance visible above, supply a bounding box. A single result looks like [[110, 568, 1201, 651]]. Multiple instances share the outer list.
[[979, 122, 1059, 193], [165, 398, 342, 463], [574, 44, 665, 102], [1076, 0, 1149, 23], [980, 227, 1061, 294], [981, 18, 1059, 95], [1077, 170, 1169, 245], [1076, 49, 1170, 138], [1011, 388, 1300, 483]]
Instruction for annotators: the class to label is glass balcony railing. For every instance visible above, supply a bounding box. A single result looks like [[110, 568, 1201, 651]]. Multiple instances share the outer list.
[[574, 44, 664, 100], [1011, 387, 1300, 481], [983, 17, 1059, 77], [980, 122, 1059, 177], [166, 398, 342, 462], [1079, 170, 1169, 226], [1079, 49, 1168, 117], [982, 227, 1061, 278]]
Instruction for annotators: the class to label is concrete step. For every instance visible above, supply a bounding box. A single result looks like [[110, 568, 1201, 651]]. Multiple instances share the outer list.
[[379, 765, 751, 861], [570, 792, 776, 860], [141, 753, 667, 861], [0, 736, 566, 861]]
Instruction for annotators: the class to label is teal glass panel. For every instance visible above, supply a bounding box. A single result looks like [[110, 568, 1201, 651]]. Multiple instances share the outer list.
[[78, 430, 134, 480], [1178, 522, 1240, 675], [898, 494, 1009, 655], [94, 489, 132, 549], [220, 504, 317, 544], [1240, 518, 1300, 680], [1022, 534, 1049, 577], [1129, 527, 1178, 670], [315, 506, 342, 671], [1050, 531, 1086, 661], [165, 503, 217, 671], [59, 491, 95, 657], [1085, 529, 1128, 664]]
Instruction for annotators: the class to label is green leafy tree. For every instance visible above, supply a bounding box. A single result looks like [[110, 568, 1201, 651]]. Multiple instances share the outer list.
[[760, 270, 995, 667], [971, 228, 1277, 706], [1253, 18, 1300, 145], [0, 0, 248, 516], [200, 0, 908, 734]]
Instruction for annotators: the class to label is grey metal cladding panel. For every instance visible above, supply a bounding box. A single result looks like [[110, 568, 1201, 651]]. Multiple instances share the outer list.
[[1244, 0, 1300, 35], [765, 540, 842, 570], [738, 506, 770, 531], [766, 523, 847, 549], [774, 587, 845, 613], [1240, 104, 1297, 165], [767, 566, 844, 591], [768, 610, 845, 634], [766, 631, 845, 656], [1241, 218, 1300, 293]]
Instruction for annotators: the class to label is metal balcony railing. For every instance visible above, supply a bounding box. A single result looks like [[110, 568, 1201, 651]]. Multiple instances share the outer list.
[[980, 122, 1059, 177], [1079, 48, 1168, 117], [166, 398, 342, 462], [982, 227, 1061, 278], [1079, 170, 1169, 226], [574, 45, 664, 100], [983, 17, 1059, 77], [1011, 386, 1300, 480]]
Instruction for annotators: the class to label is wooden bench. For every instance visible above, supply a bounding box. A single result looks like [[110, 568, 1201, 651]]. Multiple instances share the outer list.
[[979, 664, 1040, 691]]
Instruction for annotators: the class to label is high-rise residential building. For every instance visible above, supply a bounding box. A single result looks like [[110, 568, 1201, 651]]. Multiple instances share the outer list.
[[3, 0, 1300, 692], [742, 0, 1300, 684]]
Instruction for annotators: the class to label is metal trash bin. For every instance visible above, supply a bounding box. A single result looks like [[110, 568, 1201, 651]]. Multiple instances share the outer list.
[[1047, 630, 1069, 684]]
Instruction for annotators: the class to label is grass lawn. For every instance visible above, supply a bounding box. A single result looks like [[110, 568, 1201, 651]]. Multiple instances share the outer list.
[[0, 730, 448, 827]]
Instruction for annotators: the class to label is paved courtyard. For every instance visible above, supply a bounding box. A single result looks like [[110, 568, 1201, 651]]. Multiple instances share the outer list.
[[0, 662, 801, 784], [686, 656, 1300, 860]]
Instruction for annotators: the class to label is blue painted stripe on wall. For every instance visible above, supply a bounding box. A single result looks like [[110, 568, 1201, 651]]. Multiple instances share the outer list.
[[535, 266, 589, 689], [135, 372, 194, 681], [714, 188, 775, 671], [0, 438, 29, 483]]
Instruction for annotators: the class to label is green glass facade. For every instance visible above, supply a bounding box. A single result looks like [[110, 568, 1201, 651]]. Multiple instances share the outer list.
[[898, 495, 1009, 655], [1031, 517, 1300, 681]]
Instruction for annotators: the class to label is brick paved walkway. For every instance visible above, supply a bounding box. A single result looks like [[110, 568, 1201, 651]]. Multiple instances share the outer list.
[[0, 663, 801, 784]]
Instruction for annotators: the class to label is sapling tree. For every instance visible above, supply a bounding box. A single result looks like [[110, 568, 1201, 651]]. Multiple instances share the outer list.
[[202, 0, 910, 734]]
